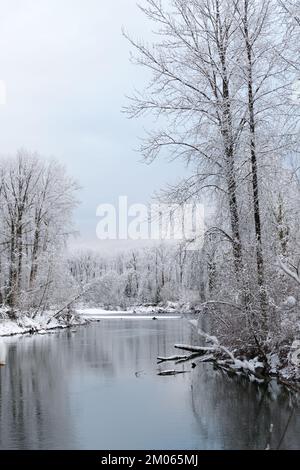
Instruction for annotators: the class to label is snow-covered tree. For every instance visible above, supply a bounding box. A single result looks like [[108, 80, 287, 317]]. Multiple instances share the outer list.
[[124, 0, 300, 351], [0, 151, 79, 317]]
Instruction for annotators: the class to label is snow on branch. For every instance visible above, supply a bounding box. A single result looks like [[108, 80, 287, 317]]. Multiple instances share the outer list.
[[278, 258, 300, 285]]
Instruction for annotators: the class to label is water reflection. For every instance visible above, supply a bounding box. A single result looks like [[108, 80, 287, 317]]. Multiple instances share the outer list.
[[0, 340, 6, 365], [190, 364, 300, 449], [0, 320, 299, 450]]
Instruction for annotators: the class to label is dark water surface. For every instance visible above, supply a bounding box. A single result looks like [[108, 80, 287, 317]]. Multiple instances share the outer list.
[[0, 319, 299, 450]]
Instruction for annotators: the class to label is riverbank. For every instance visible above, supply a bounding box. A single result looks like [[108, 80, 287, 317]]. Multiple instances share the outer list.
[[0, 303, 184, 338], [2, 305, 298, 390], [77, 307, 182, 321], [0, 310, 87, 338], [187, 320, 300, 390], [76, 301, 196, 316]]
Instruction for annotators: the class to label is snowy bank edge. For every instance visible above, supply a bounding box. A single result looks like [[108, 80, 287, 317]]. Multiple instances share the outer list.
[[188, 320, 300, 389], [0, 312, 88, 338]]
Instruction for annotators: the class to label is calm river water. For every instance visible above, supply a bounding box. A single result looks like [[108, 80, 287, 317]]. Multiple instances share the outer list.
[[0, 318, 299, 450]]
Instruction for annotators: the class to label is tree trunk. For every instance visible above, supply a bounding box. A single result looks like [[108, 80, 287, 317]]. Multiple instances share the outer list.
[[243, 0, 268, 320]]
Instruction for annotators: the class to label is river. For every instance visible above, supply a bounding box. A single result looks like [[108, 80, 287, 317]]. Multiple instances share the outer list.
[[0, 317, 299, 450]]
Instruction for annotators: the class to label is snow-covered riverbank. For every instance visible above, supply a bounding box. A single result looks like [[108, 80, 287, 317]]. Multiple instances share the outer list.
[[187, 319, 300, 388], [0, 304, 185, 337], [77, 301, 195, 317], [0, 311, 87, 337], [78, 309, 181, 320], [1, 306, 299, 389]]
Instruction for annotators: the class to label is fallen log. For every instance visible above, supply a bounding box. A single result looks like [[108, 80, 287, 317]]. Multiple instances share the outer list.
[[157, 355, 190, 363], [174, 344, 215, 354], [194, 354, 215, 364], [175, 352, 203, 364], [174, 331, 269, 383], [157, 353, 202, 364], [157, 370, 190, 376]]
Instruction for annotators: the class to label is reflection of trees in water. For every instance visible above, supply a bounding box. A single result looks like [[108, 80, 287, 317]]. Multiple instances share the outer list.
[[0, 320, 188, 449], [190, 365, 300, 449], [79, 320, 189, 376], [0, 335, 76, 449], [2, 321, 298, 450], [0, 340, 6, 364]]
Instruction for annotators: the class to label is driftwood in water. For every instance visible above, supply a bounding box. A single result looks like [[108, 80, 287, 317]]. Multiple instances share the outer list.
[[158, 355, 188, 364], [175, 352, 204, 364], [158, 369, 190, 376], [156, 328, 272, 383], [174, 331, 269, 382], [174, 344, 215, 354], [194, 354, 215, 364], [157, 353, 200, 364], [156, 343, 217, 368]]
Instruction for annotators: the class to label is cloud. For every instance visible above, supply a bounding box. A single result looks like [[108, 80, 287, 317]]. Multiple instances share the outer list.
[[0, 0, 189, 250]]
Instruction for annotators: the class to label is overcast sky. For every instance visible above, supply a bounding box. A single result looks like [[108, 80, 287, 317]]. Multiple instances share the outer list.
[[0, 0, 189, 252]]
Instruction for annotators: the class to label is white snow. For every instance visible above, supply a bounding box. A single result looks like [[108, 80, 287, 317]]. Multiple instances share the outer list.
[[77, 308, 181, 320], [132, 304, 178, 314], [0, 311, 86, 337], [77, 307, 182, 320], [267, 353, 281, 374], [77, 308, 132, 316], [0, 340, 6, 365], [231, 357, 264, 374], [0, 306, 182, 337], [282, 296, 297, 308]]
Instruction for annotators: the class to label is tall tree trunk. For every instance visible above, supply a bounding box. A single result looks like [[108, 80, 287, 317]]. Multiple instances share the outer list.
[[8, 221, 17, 311], [219, 46, 243, 277], [29, 223, 40, 289], [16, 216, 23, 298], [243, 0, 268, 319], [216, 0, 248, 306]]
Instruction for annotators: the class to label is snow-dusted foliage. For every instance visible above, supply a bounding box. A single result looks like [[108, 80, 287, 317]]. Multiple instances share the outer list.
[[0, 150, 79, 317], [68, 243, 203, 309], [123, 0, 300, 375]]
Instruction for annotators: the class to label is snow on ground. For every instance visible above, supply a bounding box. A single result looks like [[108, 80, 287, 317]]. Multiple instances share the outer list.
[[0, 311, 86, 337], [76, 302, 187, 319], [0, 306, 183, 337], [131, 302, 197, 314], [80, 315, 180, 320], [77, 308, 132, 316], [132, 304, 177, 314], [75, 301, 197, 318], [77, 308, 181, 320]]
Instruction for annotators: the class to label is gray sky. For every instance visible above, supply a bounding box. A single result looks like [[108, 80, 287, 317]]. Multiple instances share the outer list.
[[0, 0, 189, 252]]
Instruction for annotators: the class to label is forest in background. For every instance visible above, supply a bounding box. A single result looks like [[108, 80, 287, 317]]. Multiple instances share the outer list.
[[1, 0, 300, 380]]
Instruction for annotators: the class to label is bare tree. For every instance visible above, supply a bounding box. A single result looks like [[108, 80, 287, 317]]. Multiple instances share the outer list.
[[124, 0, 249, 282], [0, 151, 79, 316]]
